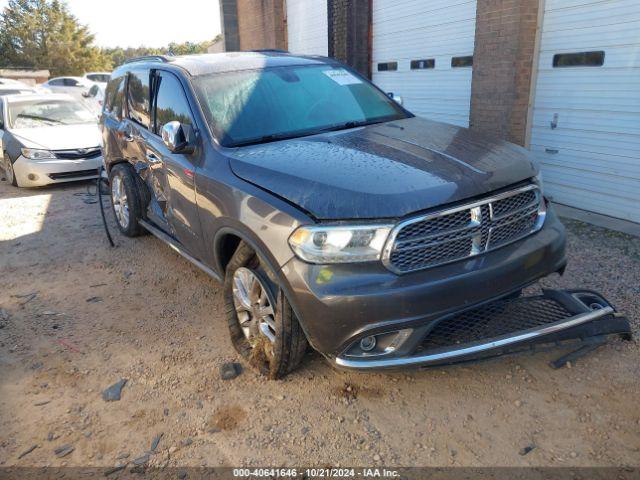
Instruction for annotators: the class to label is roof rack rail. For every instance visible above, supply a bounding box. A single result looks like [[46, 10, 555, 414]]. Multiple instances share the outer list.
[[249, 49, 289, 54], [123, 55, 173, 65]]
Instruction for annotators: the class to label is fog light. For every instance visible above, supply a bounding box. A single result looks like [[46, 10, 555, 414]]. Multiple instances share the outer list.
[[360, 335, 377, 352], [28, 173, 37, 181]]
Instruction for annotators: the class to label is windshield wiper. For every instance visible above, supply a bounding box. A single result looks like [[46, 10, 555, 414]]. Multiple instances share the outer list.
[[230, 118, 393, 147], [17, 114, 63, 125], [316, 118, 391, 134], [232, 132, 299, 147]]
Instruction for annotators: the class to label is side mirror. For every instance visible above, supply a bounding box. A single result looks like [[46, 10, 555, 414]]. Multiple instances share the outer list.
[[387, 92, 403, 106], [161, 121, 195, 154], [82, 91, 90, 98]]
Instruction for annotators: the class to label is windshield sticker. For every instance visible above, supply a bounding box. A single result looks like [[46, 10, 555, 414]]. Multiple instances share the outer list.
[[323, 69, 362, 86]]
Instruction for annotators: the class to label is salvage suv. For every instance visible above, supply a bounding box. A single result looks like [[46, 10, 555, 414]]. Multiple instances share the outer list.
[[100, 52, 630, 378]]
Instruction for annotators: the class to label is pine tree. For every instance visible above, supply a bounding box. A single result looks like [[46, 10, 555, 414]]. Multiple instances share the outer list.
[[0, 0, 112, 76]]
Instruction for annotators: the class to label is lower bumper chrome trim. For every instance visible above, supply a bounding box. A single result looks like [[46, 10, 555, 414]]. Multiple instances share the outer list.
[[335, 306, 614, 369]]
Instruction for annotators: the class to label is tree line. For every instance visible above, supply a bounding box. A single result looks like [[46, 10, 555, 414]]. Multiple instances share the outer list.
[[0, 0, 222, 77]]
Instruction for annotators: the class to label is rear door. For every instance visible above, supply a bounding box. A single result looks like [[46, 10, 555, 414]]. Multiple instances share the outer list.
[[101, 74, 126, 166], [122, 68, 171, 228], [147, 69, 203, 257]]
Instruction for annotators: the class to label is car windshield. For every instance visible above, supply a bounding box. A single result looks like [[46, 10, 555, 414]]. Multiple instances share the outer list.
[[8, 99, 96, 128], [193, 64, 410, 147], [87, 74, 110, 83]]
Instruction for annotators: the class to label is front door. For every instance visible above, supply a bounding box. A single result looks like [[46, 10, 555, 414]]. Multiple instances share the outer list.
[[148, 70, 203, 258]]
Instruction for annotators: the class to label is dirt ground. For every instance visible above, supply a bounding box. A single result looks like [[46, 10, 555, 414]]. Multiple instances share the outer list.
[[0, 179, 639, 469]]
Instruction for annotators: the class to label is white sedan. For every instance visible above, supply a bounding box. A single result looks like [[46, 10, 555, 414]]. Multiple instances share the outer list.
[[43, 76, 95, 100], [0, 94, 102, 187]]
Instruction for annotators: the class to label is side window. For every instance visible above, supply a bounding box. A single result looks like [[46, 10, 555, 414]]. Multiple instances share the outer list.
[[0, 101, 4, 129], [64, 78, 79, 87], [49, 78, 64, 86], [153, 71, 193, 135], [127, 69, 151, 128], [104, 76, 123, 116]]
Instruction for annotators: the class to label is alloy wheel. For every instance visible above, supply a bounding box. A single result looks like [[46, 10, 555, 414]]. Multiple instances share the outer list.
[[232, 267, 277, 344], [111, 175, 129, 228]]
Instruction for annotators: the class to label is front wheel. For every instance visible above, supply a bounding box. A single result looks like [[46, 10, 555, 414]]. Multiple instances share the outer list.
[[224, 241, 308, 379], [2, 152, 18, 187]]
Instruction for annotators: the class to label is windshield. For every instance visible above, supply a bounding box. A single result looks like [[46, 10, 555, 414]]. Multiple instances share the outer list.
[[193, 64, 409, 147], [8, 99, 96, 128], [87, 74, 110, 83]]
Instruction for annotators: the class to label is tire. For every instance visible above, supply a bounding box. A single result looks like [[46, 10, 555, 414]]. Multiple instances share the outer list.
[[224, 241, 308, 379], [3, 152, 18, 187], [108, 163, 146, 237]]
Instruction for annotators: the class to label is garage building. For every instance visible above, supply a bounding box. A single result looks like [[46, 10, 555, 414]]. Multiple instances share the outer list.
[[220, 0, 640, 225]]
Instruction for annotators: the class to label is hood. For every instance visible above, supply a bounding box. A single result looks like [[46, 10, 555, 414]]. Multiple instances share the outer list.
[[11, 124, 101, 150], [227, 117, 537, 220]]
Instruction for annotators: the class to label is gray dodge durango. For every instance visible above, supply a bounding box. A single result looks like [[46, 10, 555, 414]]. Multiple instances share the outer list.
[[100, 52, 630, 378]]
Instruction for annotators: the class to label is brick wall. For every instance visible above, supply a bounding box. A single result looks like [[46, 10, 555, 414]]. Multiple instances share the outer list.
[[328, 0, 371, 78], [470, 0, 540, 146], [221, 0, 286, 51], [220, 0, 240, 51]]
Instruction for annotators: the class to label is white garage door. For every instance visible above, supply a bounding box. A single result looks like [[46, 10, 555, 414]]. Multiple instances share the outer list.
[[530, 0, 640, 223], [372, 0, 477, 127], [286, 0, 328, 56]]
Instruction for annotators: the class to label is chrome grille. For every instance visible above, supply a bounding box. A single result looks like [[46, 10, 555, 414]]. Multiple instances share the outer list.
[[54, 147, 102, 160], [383, 185, 544, 274]]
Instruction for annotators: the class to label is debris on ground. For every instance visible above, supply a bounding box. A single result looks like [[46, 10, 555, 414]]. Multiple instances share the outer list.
[[102, 379, 127, 402], [519, 444, 536, 456], [14, 292, 38, 305], [150, 433, 163, 452], [17, 445, 38, 459], [56, 338, 83, 353], [220, 362, 242, 380], [132, 454, 149, 465], [33, 400, 50, 406], [54, 444, 74, 458], [86, 296, 103, 303], [104, 464, 127, 476]]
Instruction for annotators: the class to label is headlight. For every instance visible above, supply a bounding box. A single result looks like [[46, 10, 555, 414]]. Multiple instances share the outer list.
[[21, 148, 56, 160], [289, 224, 393, 264]]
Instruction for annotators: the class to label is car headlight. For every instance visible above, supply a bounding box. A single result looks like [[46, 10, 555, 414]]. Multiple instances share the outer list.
[[21, 148, 56, 160], [289, 224, 393, 264]]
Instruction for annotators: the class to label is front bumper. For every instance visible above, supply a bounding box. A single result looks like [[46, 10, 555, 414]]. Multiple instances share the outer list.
[[13, 155, 101, 187], [282, 205, 567, 357], [334, 289, 631, 370]]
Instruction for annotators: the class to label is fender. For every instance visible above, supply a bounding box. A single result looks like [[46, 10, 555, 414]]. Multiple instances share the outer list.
[[213, 224, 315, 347]]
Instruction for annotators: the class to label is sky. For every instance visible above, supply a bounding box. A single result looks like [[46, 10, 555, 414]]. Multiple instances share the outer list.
[[0, 0, 222, 48]]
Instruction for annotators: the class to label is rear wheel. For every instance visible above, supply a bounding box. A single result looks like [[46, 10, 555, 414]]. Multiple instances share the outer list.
[[109, 163, 146, 237], [224, 241, 308, 378]]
